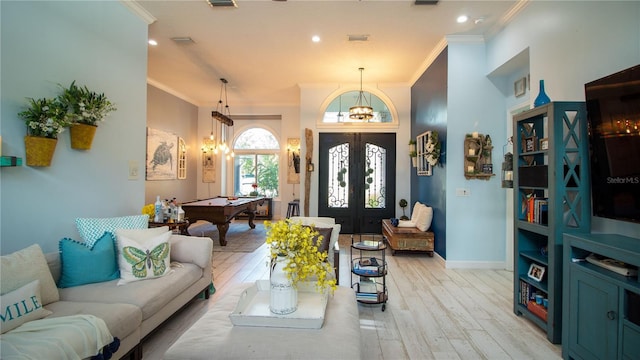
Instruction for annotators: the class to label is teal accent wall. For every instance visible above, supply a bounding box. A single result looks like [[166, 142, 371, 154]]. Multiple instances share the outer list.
[[411, 49, 448, 258], [0, 1, 149, 254]]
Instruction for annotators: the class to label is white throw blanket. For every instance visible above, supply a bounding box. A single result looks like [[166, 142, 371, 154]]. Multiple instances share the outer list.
[[0, 314, 113, 360]]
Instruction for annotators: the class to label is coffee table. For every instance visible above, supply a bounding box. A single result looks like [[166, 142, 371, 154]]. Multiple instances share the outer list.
[[164, 284, 361, 359]]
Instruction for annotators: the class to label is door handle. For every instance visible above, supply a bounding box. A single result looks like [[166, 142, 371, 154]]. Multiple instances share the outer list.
[[607, 311, 616, 320]]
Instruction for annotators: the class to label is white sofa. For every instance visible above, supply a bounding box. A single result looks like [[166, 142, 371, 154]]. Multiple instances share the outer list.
[[1, 234, 212, 360]]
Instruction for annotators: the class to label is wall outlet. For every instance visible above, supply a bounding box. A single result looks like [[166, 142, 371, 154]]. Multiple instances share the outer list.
[[128, 160, 139, 180], [456, 188, 470, 197]]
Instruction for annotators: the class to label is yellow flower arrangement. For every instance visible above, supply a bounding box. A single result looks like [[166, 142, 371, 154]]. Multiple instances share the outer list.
[[141, 204, 155, 219], [264, 219, 337, 294]]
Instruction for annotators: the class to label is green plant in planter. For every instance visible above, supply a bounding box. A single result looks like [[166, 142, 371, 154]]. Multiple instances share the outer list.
[[59, 81, 117, 126], [18, 97, 71, 139]]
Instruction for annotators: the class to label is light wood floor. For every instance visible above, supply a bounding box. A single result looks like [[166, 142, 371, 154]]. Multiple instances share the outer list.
[[142, 237, 562, 359]]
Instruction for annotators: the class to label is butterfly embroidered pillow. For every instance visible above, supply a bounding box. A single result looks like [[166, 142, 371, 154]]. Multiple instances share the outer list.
[[116, 230, 172, 285]]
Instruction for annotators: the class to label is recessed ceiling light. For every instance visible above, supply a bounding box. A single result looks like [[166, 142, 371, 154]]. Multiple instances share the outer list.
[[148, 39, 158, 46], [312, 35, 320, 43], [457, 15, 468, 23]]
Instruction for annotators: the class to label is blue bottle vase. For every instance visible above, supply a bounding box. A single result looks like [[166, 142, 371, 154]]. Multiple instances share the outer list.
[[534, 80, 551, 107]]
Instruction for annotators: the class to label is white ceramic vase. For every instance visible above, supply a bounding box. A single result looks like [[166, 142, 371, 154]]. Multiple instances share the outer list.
[[270, 255, 298, 315]]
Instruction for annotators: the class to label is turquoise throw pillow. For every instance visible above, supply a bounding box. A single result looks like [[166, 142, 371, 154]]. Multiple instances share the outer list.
[[58, 232, 120, 288]]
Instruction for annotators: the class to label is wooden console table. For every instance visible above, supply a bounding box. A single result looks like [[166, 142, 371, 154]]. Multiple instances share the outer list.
[[382, 219, 434, 256]]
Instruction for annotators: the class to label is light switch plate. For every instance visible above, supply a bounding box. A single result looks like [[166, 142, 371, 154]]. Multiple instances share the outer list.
[[128, 160, 139, 180], [456, 188, 470, 197]]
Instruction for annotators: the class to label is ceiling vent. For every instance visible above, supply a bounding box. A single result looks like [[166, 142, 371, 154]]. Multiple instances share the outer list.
[[171, 37, 195, 44], [206, 0, 237, 7], [415, 0, 439, 4], [348, 34, 369, 42]]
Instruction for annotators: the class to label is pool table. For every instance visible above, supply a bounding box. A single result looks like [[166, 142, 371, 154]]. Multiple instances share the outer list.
[[181, 196, 265, 246]]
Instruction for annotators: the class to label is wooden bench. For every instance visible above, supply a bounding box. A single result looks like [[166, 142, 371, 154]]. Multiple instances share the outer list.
[[382, 219, 434, 256]]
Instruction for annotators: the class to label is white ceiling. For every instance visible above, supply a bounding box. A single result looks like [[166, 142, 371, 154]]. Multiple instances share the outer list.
[[137, 0, 520, 108]]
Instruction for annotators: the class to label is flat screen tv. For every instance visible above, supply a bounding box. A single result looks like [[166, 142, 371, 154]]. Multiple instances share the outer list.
[[585, 64, 640, 224]]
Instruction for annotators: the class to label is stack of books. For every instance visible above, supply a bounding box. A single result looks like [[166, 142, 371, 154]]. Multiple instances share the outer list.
[[353, 257, 382, 276], [525, 196, 548, 225], [356, 278, 379, 301], [519, 279, 535, 306]]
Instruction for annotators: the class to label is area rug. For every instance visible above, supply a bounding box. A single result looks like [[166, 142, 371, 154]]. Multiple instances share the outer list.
[[191, 220, 267, 253]]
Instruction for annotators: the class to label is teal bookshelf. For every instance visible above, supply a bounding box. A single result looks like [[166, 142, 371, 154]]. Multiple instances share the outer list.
[[512, 102, 590, 344]]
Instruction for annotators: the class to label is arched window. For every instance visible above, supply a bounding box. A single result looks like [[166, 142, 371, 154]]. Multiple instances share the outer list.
[[233, 128, 280, 197], [322, 91, 393, 123]]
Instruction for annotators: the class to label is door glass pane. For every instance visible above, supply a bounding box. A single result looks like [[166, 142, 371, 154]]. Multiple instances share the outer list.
[[364, 143, 386, 209], [327, 143, 349, 208]]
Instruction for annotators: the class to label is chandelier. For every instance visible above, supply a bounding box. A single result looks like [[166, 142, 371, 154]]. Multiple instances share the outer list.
[[349, 67, 373, 121], [209, 78, 234, 159]]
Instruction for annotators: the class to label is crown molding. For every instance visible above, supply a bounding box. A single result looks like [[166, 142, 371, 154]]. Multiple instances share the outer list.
[[120, 0, 157, 25], [409, 37, 447, 86]]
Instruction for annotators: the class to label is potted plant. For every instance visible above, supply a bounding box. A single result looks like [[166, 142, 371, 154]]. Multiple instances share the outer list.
[[264, 219, 337, 314], [59, 81, 116, 150], [18, 97, 71, 166], [425, 131, 441, 166], [249, 183, 259, 196], [408, 139, 416, 154], [399, 199, 409, 220], [409, 150, 417, 167]]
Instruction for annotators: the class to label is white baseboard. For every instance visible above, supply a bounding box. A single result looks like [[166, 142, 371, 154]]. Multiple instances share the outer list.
[[444, 259, 506, 269]]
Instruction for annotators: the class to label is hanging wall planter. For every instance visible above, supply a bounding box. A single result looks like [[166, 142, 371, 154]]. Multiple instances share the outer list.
[[24, 136, 57, 167], [59, 80, 116, 150], [69, 123, 97, 150], [18, 97, 70, 167]]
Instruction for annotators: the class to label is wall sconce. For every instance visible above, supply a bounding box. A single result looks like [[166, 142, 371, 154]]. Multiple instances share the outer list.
[[287, 138, 301, 184], [287, 144, 301, 174], [201, 138, 216, 183]]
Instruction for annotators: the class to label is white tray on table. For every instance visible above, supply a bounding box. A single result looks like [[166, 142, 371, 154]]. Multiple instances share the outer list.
[[229, 280, 328, 329]]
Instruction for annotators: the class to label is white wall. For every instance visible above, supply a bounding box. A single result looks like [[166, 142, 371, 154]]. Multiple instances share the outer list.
[[0, 2, 148, 254], [486, 0, 640, 239], [299, 83, 412, 219], [445, 36, 507, 267], [145, 85, 199, 205], [195, 104, 300, 219]]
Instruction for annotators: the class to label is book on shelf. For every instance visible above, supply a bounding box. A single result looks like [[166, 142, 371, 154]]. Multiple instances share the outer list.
[[519, 279, 540, 306], [356, 293, 380, 301], [353, 263, 382, 276], [359, 257, 379, 267], [524, 196, 548, 225]]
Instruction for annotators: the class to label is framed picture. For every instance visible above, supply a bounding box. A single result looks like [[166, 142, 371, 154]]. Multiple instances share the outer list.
[[514, 77, 526, 97], [146, 127, 178, 180], [528, 263, 545, 282], [540, 138, 549, 151], [523, 136, 538, 153]]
